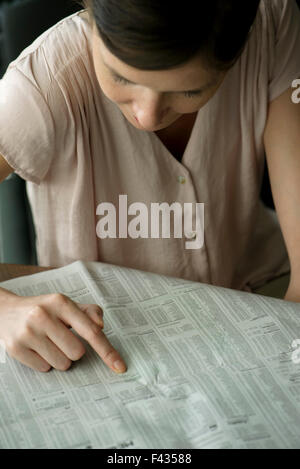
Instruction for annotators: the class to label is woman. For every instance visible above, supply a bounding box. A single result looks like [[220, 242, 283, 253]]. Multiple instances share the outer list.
[[0, 0, 299, 373]]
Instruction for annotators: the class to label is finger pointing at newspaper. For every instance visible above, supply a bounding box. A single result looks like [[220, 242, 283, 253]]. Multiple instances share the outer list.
[[53, 295, 127, 374], [0, 288, 127, 374]]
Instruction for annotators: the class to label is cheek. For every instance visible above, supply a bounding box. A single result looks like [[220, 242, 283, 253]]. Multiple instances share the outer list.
[[172, 97, 209, 115], [101, 81, 131, 103], [93, 65, 130, 103], [175, 101, 203, 114]]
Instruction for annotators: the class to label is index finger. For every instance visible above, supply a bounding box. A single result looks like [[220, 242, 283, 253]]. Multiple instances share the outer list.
[[54, 294, 127, 373], [87, 327, 127, 374]]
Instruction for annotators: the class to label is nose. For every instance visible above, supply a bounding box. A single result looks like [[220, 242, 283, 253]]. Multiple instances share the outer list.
[[133, 91, 168, 129]]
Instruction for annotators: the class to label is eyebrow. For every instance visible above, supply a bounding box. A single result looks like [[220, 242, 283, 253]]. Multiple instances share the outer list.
[[104, 61, 218, 94]]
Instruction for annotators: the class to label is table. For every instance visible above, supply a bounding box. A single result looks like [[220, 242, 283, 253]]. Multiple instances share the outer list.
[[0, 263, 55, 283]]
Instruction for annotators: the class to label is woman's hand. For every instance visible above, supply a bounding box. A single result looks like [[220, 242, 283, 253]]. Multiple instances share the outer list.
[[0, 289, 127, 374]]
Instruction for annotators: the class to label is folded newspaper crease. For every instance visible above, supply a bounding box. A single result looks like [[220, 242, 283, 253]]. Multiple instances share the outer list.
[[0, 260, 299, 449]]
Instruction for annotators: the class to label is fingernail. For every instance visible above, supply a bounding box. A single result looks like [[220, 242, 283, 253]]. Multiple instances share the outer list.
[[113, 360, 127, 373]]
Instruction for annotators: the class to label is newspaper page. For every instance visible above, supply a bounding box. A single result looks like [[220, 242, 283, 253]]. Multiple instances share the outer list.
[[0, 260, 299, 449]]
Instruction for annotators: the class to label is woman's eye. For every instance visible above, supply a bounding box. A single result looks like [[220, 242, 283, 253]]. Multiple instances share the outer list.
[[113, 75, 131, 85], [112, 73, 202, 98], [183, 90, 202, 99]]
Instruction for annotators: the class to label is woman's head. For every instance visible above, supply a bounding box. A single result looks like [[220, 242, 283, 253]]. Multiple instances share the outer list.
[[82, 0, 260, 71], [80, 0, 260, 131]]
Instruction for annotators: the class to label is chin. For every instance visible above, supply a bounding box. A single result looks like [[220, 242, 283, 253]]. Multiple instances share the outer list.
[[132, 116, 178, 132]]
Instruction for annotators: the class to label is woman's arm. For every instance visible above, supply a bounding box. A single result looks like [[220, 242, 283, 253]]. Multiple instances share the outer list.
[[264, 82, 300, 302]]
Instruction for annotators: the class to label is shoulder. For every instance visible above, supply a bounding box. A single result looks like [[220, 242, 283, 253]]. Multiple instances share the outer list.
[[3, 10, 93, 95], [256, 0, 299, 36], [240, 0, 300, 72]]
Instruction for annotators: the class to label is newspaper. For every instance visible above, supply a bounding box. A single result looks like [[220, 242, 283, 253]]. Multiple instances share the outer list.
[[0, 260, 300, 449]]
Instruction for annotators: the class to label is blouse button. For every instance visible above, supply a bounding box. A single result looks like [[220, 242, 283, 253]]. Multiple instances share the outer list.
[[177, 176, 186, 185]]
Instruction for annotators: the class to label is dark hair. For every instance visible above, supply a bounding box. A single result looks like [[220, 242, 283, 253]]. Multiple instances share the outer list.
[[79, 0, 260, 71]]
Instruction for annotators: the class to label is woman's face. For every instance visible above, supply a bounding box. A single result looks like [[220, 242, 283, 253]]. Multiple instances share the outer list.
[[92, 24, 227, 132]]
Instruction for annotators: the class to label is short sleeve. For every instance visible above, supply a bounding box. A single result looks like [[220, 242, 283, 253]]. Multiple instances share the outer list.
[[0, 63, 55, 185], [269, 0, 300, 102]]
